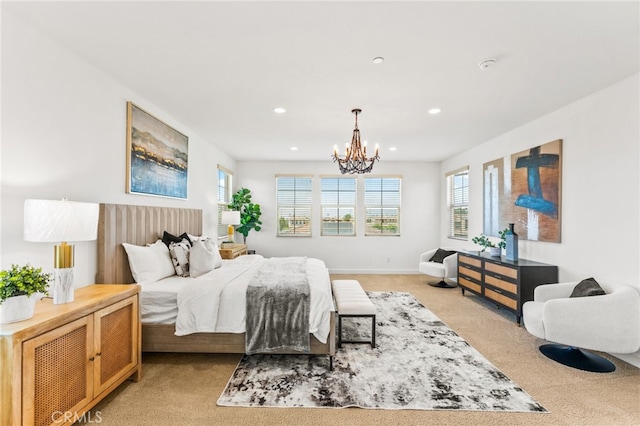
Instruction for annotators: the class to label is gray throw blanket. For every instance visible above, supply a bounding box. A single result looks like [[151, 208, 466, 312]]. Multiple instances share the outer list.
[[245, 257, 310, 354]]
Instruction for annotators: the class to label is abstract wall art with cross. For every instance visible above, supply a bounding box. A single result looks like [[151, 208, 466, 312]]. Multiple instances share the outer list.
[[483, 139, 562, 243]]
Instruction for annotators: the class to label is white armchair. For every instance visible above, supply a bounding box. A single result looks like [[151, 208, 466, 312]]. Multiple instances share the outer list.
[[522, 281, 640, 372], [418, 248, 458, 288]]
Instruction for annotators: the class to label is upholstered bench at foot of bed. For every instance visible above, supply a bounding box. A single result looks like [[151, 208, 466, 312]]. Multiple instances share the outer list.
[[331, 280, 376, 348]]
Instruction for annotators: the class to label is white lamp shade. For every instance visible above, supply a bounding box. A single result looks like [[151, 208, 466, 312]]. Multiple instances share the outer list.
[[24, 199, 100, 242], [221, 210, 241, 225]]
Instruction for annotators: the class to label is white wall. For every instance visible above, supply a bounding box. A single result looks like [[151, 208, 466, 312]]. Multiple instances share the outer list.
[[3, 9, 638, 366], [1, 12, 235, 286], [236, 160, 441, 273], [440, 74, 640, 367]]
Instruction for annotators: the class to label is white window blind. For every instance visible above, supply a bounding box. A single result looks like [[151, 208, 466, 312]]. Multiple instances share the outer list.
[[217, 166, 233, 239], [447, 168, 469, 239], [321, 177, 356, 236], [276, 176, 312, 236], [364, 177, 401, 236]]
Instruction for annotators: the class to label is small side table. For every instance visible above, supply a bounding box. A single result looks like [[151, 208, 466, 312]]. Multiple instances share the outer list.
[[219, 243, 248, 259]]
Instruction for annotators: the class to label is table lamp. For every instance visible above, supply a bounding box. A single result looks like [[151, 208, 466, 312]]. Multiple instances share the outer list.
[[221, 210, 241, 243], [23, 199, 99, 304]]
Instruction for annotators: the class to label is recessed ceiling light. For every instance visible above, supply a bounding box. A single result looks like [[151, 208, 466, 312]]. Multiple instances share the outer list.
[[428, 108, 442, 115], [389, 147, 397, 151], [372, 57, 384, 64], [274, 107, 286, 114], [290, 146, 298, 151]]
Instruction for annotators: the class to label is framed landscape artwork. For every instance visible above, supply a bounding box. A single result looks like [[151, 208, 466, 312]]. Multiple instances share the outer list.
[[126, 102, 188, 199], [483, 139, 562, 242]]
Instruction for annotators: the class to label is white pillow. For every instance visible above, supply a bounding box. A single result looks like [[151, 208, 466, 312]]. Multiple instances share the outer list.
[[190, 238, 223, 278], [169, 239, 191, 277], [122, 240, 176, 283]]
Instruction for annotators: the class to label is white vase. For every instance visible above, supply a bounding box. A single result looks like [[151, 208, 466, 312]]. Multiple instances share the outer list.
[[489, 247, 501, 257], [0, 294, 37, 323]]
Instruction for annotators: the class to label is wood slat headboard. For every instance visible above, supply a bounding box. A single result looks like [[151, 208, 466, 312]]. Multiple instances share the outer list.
[[96, 203, 203, 284]]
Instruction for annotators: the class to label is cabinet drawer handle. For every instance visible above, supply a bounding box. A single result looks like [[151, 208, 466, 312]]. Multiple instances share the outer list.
[[492, 288, 502, 294]]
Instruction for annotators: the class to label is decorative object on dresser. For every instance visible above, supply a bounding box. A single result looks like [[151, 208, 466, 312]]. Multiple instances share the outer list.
[[221, 210, 241, 243], [218, 292, 546, 412], [523, 281, 640, 372], [0, 284, 141, 426], [0, 264, 51, 323], [418, 248, 458, 288], [457, 251, 557, 324], [228, 187, 262, 244], [503, 223, 519, 261], [23, 199, 99, 304], [471, 232, 505, 257], [219, 243, 248, 259]]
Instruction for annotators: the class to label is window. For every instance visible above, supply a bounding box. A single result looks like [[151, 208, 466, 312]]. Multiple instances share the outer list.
[[321, 177, 356, 236], [364, 177, 401, 236], [276, 176, 312, 236], [217, 165, 233, 239], [447, 168, 469, 239]]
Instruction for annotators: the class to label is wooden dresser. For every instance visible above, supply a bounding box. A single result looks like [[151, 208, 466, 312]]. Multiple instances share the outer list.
[[0, 284, 141, 426], [219, 243, 248, 259], [457, 251, 558, 324]]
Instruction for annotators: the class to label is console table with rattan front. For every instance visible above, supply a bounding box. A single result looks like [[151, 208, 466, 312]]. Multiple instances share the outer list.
[[0, 284, 141, 426]]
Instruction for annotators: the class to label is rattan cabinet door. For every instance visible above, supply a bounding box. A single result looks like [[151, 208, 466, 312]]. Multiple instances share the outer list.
[[22, 315, 94, 426], [93, 295, 138, 396]]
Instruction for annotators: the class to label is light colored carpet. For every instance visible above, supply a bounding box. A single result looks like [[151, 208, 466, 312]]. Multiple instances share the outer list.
[[218, 292, 546, 412], [82, 274, 640, 425]]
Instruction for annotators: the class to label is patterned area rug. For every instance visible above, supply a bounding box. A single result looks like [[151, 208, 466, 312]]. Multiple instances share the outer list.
[[217, 292, 547, 412]]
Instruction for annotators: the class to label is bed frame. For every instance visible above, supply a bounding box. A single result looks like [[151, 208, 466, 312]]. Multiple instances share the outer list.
[[96, 203, 336, 361]]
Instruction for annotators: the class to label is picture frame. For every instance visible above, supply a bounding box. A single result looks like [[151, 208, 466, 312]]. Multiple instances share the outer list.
[[126, 102, 189, 199], [509, 139, 562, 242], [482, 139, 562, 243]]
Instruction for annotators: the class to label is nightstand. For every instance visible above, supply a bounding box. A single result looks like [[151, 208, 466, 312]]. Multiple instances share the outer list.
[[219, 243, 248, 259]]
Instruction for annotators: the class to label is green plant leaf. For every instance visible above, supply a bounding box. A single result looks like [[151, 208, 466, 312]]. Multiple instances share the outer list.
[[0, 264, 51, 304], [228, 188, 262, 244]]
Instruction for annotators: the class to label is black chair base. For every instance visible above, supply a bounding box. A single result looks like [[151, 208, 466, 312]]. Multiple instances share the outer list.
[[428, 280, 457, 288], [539, 344, 616, 373]]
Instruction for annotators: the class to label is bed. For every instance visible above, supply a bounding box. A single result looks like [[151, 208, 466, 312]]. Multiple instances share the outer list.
[[96, 203, 336, 364]]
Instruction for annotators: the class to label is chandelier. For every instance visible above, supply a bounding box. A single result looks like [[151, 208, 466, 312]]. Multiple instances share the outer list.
[[332, 108, 379, 174]]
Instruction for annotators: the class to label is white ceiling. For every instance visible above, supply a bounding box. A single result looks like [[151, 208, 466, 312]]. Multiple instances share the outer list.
[[4, 1, 639, 162]]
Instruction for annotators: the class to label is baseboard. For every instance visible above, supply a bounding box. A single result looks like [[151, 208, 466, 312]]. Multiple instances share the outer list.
[[611, 351, 640, 369], [328, 269, 420, 275]]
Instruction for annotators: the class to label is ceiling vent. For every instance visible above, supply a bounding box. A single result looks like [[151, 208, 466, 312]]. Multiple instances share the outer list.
[[478, 58, 497, 70]]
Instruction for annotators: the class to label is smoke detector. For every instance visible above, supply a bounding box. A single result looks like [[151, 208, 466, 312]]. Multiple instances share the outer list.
[[478, 58, 497, 70]]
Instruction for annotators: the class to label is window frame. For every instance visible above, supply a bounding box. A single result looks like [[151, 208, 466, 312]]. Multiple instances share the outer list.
[[364, 176, 401, 236], [320, 176, 357, 237], [276, 175, 313, 237], [217, 165, 233, 240], [447, 167, 469, 240]]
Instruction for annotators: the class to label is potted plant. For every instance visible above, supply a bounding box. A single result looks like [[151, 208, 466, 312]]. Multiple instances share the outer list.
[[228, 187, 262, 244], [472, 230, 507, 256], [0, 264, 51, 323]]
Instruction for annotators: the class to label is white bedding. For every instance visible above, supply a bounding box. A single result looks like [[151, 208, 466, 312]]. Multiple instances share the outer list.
[[138, 255, 334, 343]]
